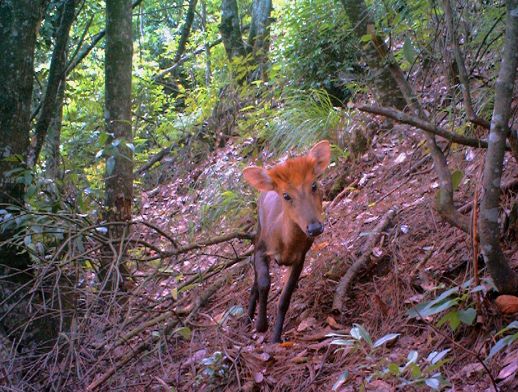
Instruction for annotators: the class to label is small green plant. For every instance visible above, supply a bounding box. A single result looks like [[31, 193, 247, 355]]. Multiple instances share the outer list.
[[195, 351, 230, 387], [378, 349, 451, 390], [407, 280, 484, 332], [487, 320, 518, 360], [328, 324, 400, 390], [329, 324, 451, 391]]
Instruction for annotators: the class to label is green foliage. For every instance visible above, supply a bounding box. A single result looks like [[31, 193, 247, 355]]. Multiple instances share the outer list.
[[196, 351, 230, 386], [407, 280, 484, 332], [271, 0, 360, 101], [487, 321, 518, 361], [329, 324, 450, 390], [265, 89, 344, 153], [379, 349, 451, 390]]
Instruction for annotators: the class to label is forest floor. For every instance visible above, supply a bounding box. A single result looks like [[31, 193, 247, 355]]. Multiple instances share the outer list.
[[117, 120, 518, 391]]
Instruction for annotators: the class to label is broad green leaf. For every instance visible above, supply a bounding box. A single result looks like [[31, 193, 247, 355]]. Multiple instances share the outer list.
[[360, 34, 372, 42], [487, 334, 518, 360], [353, 323, 372, 346], [437, 310, 461, 331], [409, 362, 422, 378], [451, 170, 464, 191], [387, 362, 401, 376], [458, 308, 476, 326], [106, 156, 116, 175], [407, 350, 418, 364], [426, 349, 450, 365], [174, 326, 191, 340], [373, 333, 400, 348], [403, 36, 417, 63], [332, 370, 349, 391], [330, 338, 354, 346], [425, 377, 440, 390]]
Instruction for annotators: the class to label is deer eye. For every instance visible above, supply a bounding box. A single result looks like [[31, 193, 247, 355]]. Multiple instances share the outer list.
[[283, 193, 291, 201], [311, 182, 318, 192]]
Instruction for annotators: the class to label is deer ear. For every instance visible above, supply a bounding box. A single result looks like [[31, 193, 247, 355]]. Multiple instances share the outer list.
[[243, 167, 274, 191], [308, 140, 331, 176]]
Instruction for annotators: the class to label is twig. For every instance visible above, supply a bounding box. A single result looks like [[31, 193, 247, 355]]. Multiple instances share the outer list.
[[327, 179, 358, 210], [161, 228, 255, 257], [332, 207, 398, 313], [86, 270, 235, 391]]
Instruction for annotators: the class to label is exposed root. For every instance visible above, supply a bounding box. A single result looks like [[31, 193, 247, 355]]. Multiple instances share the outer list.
[[332, 207, 398, 313]]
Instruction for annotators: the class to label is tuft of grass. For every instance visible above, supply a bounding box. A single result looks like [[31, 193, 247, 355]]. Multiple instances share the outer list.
[[265, 89, 346, 153]]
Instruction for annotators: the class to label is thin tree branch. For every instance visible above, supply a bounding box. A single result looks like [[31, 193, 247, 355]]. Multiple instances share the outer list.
[[443, 0, 490, 129], [64, 0, 143, 76], [355, 104, 490, 149]]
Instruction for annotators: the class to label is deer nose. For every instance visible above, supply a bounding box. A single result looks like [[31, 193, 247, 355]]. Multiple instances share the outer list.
[[307, 222, 324, 237]]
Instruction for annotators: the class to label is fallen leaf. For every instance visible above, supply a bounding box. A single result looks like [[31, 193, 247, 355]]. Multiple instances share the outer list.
[[497, 358, 518, 380], [292, 349, 309, 364], [292, 355, 309, 364], [254, 372, 264, 383], [495, 295, 518, 314], [327, 316, 343, 329], [297, 317, 317, 332], [372, 247, 383, 258], [394, 152, 407, 164], [460, 362, 484, 377], [313, 241, 329, 251], [366, 379, 395, 391]]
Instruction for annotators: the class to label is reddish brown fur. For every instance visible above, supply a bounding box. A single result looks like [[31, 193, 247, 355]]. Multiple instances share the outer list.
[[267, 156, 317, 188], [243, 140, 331, 342]]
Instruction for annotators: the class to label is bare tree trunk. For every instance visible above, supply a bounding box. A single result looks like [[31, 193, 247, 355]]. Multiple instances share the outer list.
[[45, 78, 66, 180], [102, 0, 134, 290], [478, 0, 518, 294], [340, 0, 406, 109], [219, 0, 246, 60], [248, 0, 272, 80], [28, 0, 76, 168]]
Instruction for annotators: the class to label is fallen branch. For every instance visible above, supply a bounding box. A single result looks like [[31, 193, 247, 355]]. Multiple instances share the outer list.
[[111, 253, 251, 348], [327, 179, 358, 211], [86, 267, 239, 391], [160, 227, 255, 258], [332, 207, 398, 313], [355, 105, 490, 149]]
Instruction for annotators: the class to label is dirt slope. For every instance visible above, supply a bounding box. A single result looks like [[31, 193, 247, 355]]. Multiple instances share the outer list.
[[129, 123, 518, 391]]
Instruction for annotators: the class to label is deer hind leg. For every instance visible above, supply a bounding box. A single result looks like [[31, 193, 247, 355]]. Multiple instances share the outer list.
[[247, 275, 258, 325], [272, 261, 304, 343], [254, 248, 270, 333]]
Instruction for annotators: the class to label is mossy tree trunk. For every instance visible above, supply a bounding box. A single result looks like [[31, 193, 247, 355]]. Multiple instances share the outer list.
[[219, 0, 247, 60], [0, 0, 61, 350], [340, 0, 406, 109], [101, 0, 134, 290]]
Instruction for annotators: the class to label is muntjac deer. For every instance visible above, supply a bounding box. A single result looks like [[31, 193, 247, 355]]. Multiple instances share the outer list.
[[243, 140, 331, 342]]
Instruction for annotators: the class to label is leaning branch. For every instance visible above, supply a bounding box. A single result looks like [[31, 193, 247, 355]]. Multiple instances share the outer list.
[[65, 0, 143, 76], [332, 207, 398, 313], [355, 105, 489, 149]]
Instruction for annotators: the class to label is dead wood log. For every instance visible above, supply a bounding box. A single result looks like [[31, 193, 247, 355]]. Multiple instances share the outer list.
[[332, 207, 398, 313]]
